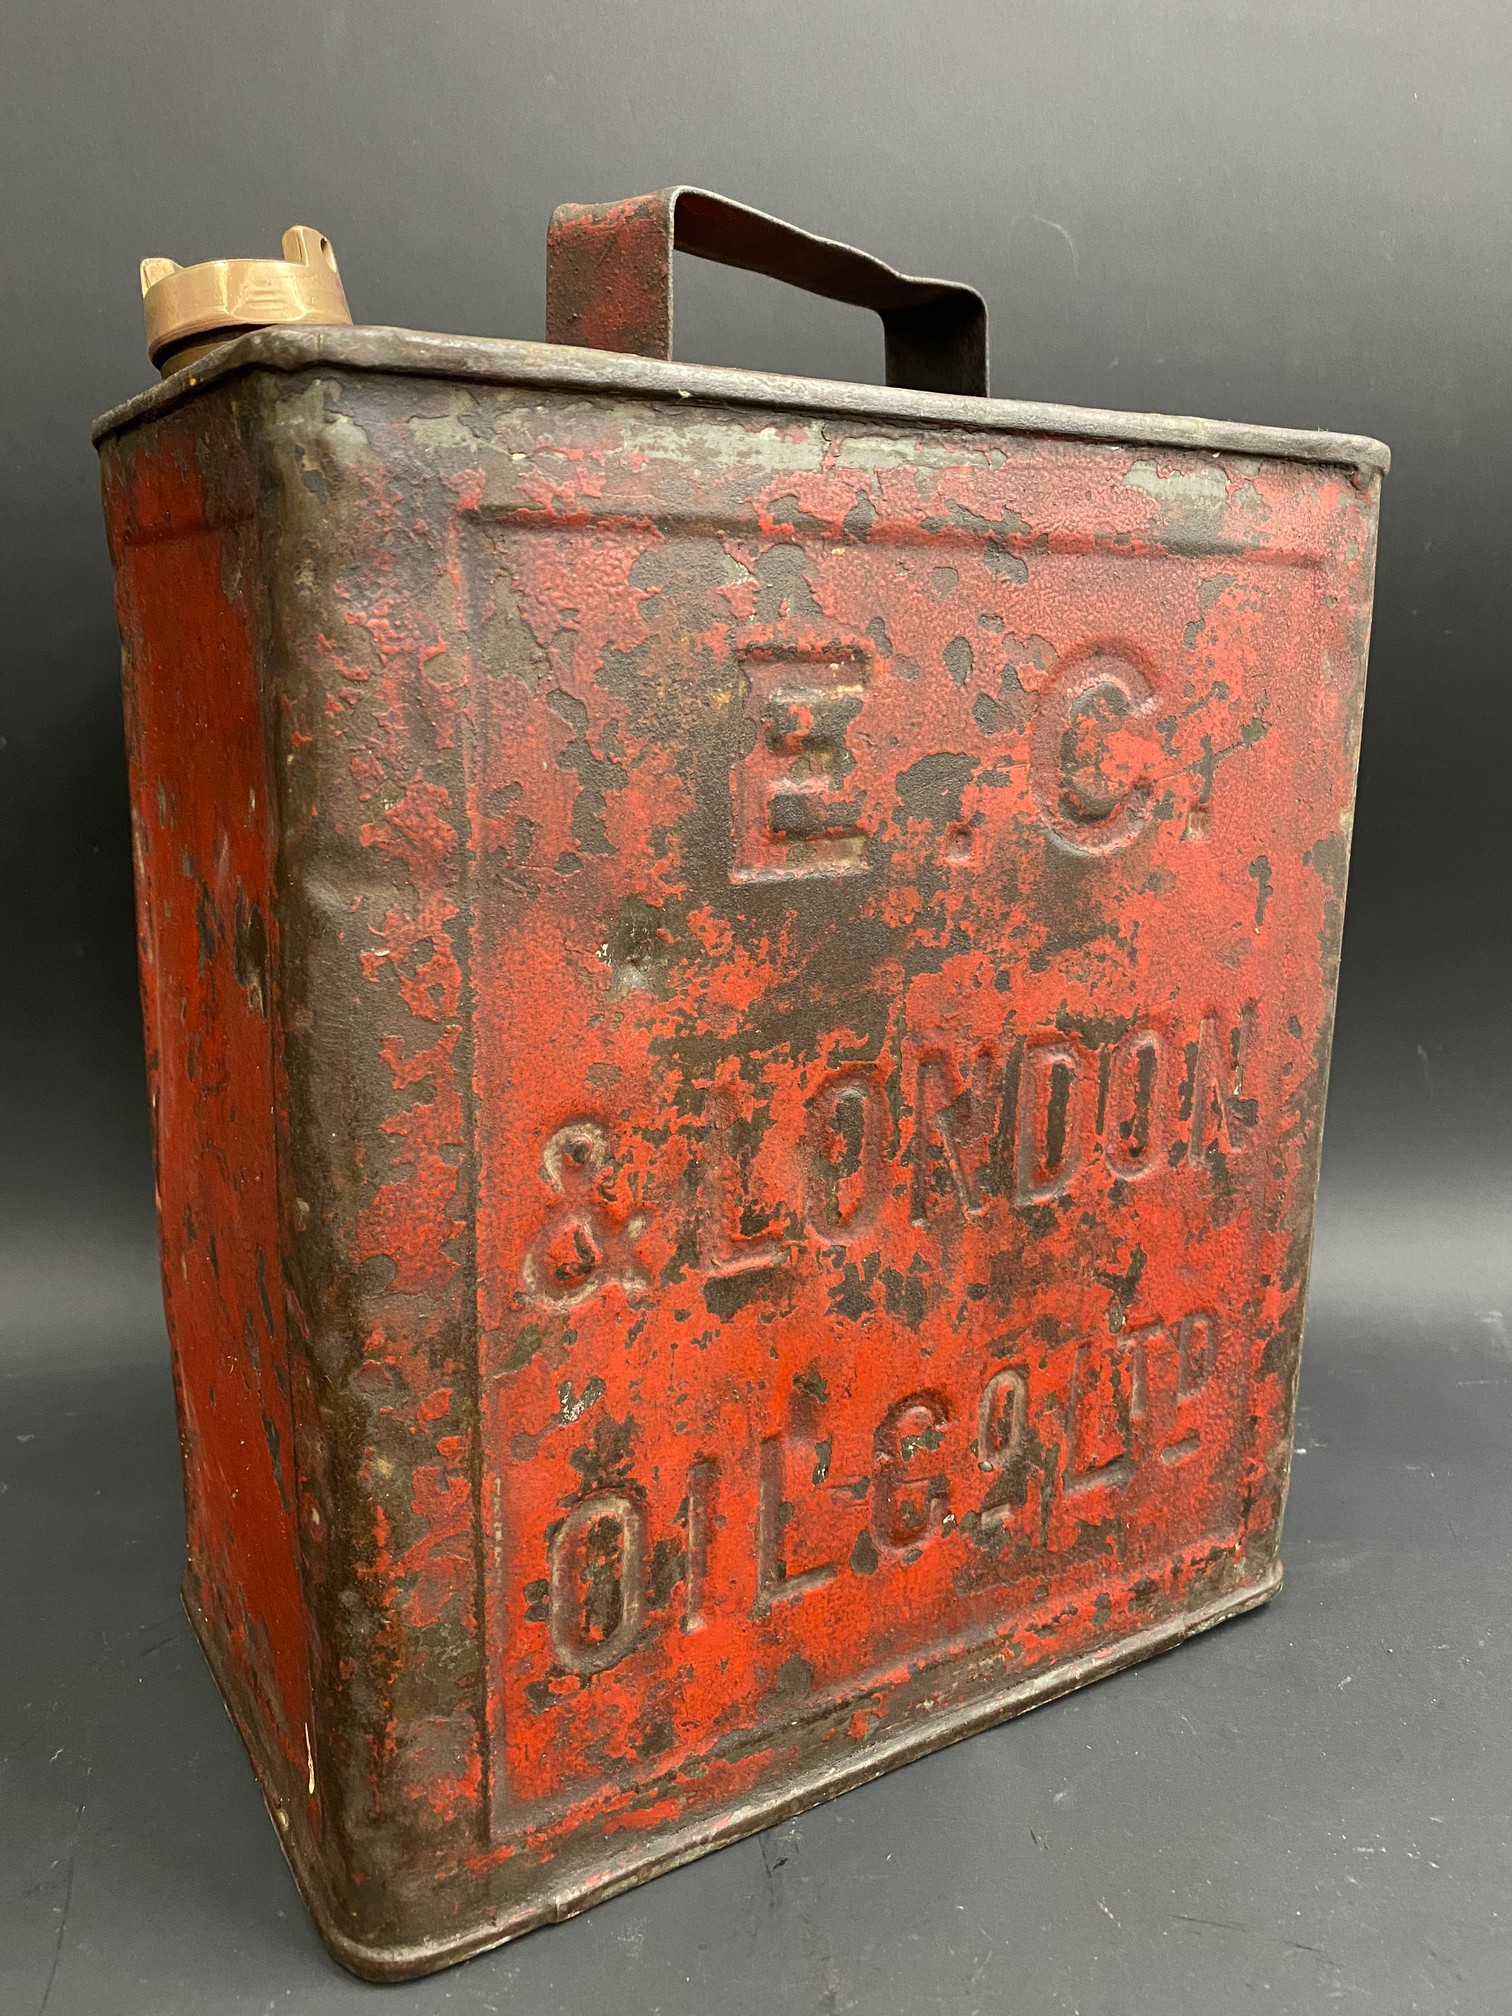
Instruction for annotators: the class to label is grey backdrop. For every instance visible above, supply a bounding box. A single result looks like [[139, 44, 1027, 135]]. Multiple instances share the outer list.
[[3, 4, 1509, 2012]]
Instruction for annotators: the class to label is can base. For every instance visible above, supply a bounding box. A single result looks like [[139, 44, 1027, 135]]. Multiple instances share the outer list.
[[185, 1562, 1283, 1984]]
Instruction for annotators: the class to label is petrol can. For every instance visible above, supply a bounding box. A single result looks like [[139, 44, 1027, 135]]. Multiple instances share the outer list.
[[95, 189, 1387, 1979]]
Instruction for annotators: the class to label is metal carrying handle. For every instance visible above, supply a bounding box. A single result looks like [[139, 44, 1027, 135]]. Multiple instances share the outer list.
[[546, 186, 989, 397]]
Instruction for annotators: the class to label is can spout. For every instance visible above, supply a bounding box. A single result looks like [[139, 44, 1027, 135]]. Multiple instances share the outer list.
[[140, 225, 353, 376]]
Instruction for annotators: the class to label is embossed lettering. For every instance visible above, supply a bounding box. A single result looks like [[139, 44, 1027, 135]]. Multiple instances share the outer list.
[[1065, 1324, 1158, 1493], [910, 1053, 984, 1225], [873, 1392, 952, 1549], [699, 1092, 785, 1275], [521, 1306, 1232, 1699], [1103, 1027, 1168, 1182], [805, 1070, 885, 1239], [1030, 647, 1158, 854], [754, 1432, 836, 1616], [548, 1490, 645, 1674], [731, 644, 870, 883], [1186, 1006, 1257, 1166], [977, 1365, 1029, 1529], [1178, 1309, 1216, 1391], [1015, 1038, 1093, 1205], [522, 1120, 650, 1307], [1158, 1312, 1218, 1464], [682, 1456, 718, 1632], [521, 1008, 1259, 1309]]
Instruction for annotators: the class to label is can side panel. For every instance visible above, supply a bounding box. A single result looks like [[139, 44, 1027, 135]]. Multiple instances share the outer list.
[[246, 372, 493, 1945], [99, 408, 313, 1816], [1262, 475, 1379, 1579]]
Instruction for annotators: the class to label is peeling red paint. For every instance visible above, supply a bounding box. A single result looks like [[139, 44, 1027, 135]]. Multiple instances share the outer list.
[[96, 307, 1383, 1981], [100, 431, 315, 1827]]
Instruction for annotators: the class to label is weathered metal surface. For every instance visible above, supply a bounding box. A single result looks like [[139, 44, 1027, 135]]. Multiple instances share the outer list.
[[545, 186, 988, 395], [97, 268, 1384, 1981]]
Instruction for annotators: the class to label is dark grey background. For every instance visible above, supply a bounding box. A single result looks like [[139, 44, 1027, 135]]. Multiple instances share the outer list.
[[3, 3, 1508, 2010]]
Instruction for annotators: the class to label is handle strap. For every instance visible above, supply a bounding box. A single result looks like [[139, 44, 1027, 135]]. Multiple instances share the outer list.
[[546, 186, 988, 397]]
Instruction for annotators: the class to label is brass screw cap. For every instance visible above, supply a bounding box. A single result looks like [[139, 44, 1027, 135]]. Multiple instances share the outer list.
[[141, 225, 353, 375]]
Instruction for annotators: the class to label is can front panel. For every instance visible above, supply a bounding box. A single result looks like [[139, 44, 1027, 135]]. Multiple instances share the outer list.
[[392, 390, 1382, 1857]]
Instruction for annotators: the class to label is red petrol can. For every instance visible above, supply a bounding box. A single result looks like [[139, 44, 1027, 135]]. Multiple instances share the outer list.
[[95, 189, 1386, 1979]]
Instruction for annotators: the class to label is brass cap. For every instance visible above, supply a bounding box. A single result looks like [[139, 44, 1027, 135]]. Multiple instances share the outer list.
[[141, 225, 353, 374]]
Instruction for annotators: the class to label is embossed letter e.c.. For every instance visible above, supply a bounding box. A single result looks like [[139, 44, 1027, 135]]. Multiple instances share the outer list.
[[731, 641, 871, 883], [1030, 645, 1158, 855]]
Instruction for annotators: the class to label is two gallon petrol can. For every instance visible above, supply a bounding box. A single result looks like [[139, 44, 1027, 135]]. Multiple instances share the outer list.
[[95, 188, 1386, 1978]]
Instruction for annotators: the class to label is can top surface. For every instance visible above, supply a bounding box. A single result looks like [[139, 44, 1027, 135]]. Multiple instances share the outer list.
[[91, 321, 1390, 480]]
